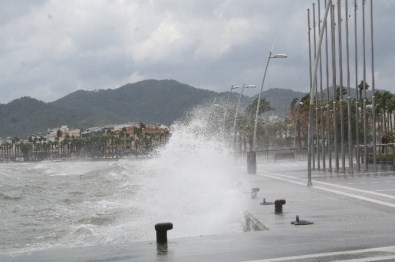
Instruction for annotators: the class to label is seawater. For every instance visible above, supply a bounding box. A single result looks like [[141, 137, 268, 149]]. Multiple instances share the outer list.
[[0, 105, 248, 255]]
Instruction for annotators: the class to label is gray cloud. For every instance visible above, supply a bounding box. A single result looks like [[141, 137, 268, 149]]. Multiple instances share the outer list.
[[0, 0, 394, 103]]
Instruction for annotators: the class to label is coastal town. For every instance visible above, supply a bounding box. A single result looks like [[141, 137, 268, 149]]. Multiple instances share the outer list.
[[0, 123, 170, 162]]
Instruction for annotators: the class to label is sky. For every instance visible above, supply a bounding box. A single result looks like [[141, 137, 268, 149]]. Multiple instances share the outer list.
[[0, 0, 394, 103]]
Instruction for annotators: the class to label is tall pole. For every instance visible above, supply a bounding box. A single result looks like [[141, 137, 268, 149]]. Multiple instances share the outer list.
[[318, 0, 326, 171], [308, 0, 332, 185], [253, 38, 276, 150], [370, 0, 377, 170], [325, 0, 332, 173], [331, 3, 339, 173], [345, 0, 353, 174], [337, 0, 346, 173], [313, 3, 318, 170], [307, 8, 313, 185], [354, 0, 360, 172], [362, 0, 368, 171]]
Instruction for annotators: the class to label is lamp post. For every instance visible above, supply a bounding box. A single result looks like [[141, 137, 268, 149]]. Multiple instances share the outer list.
[[370, 0, 376, 171], [252, 38, 287, 150], [233, 84, 256, 151], [223, 85, 240, 136]]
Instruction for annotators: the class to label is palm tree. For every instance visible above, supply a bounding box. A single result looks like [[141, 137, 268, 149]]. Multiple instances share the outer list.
[[336, 87, 348, 101], [20, 143, 32, 161], [56, 129, 63, 140], [12, 137, 21, 160], [240, 97, 274, 150], [114, 137, 121, 157], [387, 95, 395, 134], [358, 80, 370, 101], [134, 124, 145, 153], [375, 91, 393, 138], [381, 91, 392, 133]]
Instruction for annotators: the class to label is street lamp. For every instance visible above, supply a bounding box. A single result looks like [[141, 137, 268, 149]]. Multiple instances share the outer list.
[[272, 54, 288, 59], [223, 85, 240, 135], [233, 84, 256, 150], [252, 38, 287, 150]]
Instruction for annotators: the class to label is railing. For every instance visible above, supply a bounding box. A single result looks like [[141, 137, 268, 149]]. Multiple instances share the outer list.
[[234, 148, 308, 163], [234, 144, 395, 168]]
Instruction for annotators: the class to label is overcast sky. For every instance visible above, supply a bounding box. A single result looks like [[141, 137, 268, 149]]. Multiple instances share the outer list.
[[0, 0, 394, 103]]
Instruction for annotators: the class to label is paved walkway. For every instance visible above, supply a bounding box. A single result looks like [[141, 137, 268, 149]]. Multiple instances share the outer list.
[[2, 161, 395, 261]]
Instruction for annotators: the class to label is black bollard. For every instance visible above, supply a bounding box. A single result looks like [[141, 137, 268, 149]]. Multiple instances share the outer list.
[[274, 199, 286, 214], [247, 151, 257, 174], [155, 223, 173, 244]]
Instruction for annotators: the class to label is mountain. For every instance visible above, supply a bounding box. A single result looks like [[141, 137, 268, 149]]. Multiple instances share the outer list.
[[257, 88, 307, 118], [0, 80, 305, 138], [0, 97, 101, 138], [0, 80, 219, 138], [51, 79, 218, 125]]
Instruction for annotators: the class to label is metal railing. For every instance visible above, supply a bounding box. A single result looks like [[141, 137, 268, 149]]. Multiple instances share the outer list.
[[234, 143, 395, 169], [234, 148, 308, 163]]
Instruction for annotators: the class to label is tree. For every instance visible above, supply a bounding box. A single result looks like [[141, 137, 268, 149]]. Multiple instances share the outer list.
[[235, 98, 273, 150], [387, 95, 395, 134], [336, 87, 347, 101], [375, 90, 394, 147], [290, 98, 299, 111], [246, 97, 274, 119], [56, 129, 62, 141], [20, 143, 32, 161], [358, 80, 369, 100]]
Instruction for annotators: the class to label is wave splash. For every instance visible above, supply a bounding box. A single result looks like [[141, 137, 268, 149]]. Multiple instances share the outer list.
[[0, 104, 247, 254], [122, 104, 246, 240]]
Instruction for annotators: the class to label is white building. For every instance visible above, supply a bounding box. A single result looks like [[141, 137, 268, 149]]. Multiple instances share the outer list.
[[46, 125, 81, 142]]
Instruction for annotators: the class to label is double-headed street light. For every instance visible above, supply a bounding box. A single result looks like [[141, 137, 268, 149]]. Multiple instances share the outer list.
[[272, 54, 288, 59], [233, 84, 256, 150], [252, 38, 288, 150]]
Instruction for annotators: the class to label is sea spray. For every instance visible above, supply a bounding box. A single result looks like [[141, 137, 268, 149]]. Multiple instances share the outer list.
[[0, 103, 248, 254], [123, 104, 247, 240]]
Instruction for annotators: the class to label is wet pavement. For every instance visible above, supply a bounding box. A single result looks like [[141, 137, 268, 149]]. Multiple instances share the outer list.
[[2, 161, 395, 261]]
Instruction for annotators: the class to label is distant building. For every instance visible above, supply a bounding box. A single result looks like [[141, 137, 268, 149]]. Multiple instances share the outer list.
[[46, 125, 81, 142], [142, 124, 170, 147]]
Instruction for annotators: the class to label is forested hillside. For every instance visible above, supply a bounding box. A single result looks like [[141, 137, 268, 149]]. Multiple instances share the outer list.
[[0, 79, 305, 138]]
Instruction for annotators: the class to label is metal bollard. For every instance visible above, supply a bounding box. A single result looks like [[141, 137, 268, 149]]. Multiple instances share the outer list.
[[260, 198, 273, 205], [155, 223, 173, 244], [251, 188, 260, 199], [274, 199, 286, 214], [291, 215, 314, 225]]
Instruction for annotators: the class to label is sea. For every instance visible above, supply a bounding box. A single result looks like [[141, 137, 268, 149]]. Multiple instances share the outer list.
[[0, 105, 249, 255]]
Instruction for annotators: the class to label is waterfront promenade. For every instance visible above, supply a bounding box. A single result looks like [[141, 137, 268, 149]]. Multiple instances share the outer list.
[[2, 161, 395, 261]]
